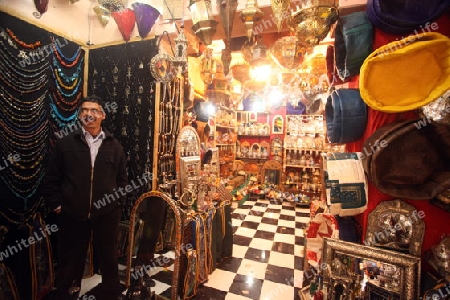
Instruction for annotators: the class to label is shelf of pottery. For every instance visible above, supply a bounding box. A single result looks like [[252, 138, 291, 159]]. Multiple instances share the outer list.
[[283, 115, 327, 201], [212, 107, 237, 178], [235, 111, 271, 160]]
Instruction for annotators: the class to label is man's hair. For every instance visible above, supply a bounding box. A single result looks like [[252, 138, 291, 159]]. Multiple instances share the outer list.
[[80, 95, 104, 108]]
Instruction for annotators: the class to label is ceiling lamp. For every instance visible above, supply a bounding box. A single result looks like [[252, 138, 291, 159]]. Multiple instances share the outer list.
[[189, 0, 218, 45], [200, 48, 218, 84], [218, 0, 238, 75], [269, 35, 304, 70], [270, 0, 290, 32], [240, 0, 264, 41], [230, 52, 250, 84], [205, 64, 230, 106], [288, 0, 338, 49], [249, 36, 272, 82]]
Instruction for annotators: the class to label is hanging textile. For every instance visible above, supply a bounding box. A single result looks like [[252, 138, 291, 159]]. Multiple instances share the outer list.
[[28, 213, 54, 300], [0, 262, 19, 300]]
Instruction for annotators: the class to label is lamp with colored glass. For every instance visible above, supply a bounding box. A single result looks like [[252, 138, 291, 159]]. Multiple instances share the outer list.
[[189, 0, 218, 45], [249, 37, 271, 82]]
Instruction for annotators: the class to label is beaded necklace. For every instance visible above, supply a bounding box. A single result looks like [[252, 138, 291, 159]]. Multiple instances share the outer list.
[[0, 86, 47, 109], [0, 60, 47, 85], [53, 69, 79, 90], [0, 138, 47, 158], [0, 107, 47, 130], [0, 104, 45, 124], [0, 43, 50, 72], [52, 88, 81, 106], [0, 172, 44, 201], [0, 73, 47, 94], [51, 37, 82, 68], [0, 119, 48, 141], [51, 69, 82, 97], [52, 56, 83, 81], [49, 102, 79, 127], [49, 92, 80, 112], [0, 43, 49, 78], [5, 28, 41, 49], [0, 37, 50, 67], [0, 197, 44, 225], [0, 50, 47, 78]]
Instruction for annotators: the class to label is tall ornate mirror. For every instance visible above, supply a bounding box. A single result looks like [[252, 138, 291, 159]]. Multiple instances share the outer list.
[[124, 191, 182, 300], [176, 126, 201, 194]]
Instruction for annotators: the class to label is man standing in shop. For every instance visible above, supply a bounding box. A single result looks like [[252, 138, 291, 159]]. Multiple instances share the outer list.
[[43, 96, 128, 300]]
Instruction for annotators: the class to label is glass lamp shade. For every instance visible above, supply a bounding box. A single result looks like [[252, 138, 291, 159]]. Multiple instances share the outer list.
[[249, 39, 272, 81], [289, 4, 338, 47], [189, 0, 218, 45], [189, 0, 214, 24]]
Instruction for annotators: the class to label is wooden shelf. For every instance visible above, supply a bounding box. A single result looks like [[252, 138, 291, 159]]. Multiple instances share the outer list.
[[236, 157, 270, 161], [216, 124, 236, 130], [284, 164, 320, 169], [237, 135, 270, 138]]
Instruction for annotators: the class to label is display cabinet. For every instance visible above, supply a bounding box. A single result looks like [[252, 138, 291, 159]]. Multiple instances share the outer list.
[[283, 115, 326, 201], [235, 111, 271, 159], [211, 106, 236, 178]]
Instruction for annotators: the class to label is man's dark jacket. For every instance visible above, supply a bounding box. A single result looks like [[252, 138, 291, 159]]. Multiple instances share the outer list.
[[43, 129, 128, 220]]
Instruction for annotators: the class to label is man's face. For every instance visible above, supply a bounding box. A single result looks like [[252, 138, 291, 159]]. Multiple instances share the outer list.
[[79, 101, 105, 130]]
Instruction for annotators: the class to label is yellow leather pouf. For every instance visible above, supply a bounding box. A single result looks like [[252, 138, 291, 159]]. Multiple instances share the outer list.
[[360, 32, 450, 113]]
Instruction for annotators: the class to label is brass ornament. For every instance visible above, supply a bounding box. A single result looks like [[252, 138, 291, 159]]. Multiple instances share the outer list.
[[289, 3, 338, 47], [93, 5, 111, 27], [218, 0, 238, 42], [270, 0, 290, 32], [240, 0, 264, 41], [150, 53, 176, 83]]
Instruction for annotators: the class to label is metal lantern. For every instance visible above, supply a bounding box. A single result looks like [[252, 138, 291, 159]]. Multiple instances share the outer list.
[[218, 0, 238, 75], [240, 0, 264, 41], [189, 0, 218, 45], [173, 25, 189, 74], [270, 0, 290, 32]]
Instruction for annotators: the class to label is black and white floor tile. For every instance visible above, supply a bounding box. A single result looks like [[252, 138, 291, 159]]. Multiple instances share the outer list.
[[80, 198, 311, 299]]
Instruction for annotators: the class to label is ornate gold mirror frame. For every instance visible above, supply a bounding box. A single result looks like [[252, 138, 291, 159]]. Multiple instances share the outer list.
[[365, 199, 425, 257], [125, 191, 182, 300], [261, 160, 283, 186], [322, 238, 421, 300]]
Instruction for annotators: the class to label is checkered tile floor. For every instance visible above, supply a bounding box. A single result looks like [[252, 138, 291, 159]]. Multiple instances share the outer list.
[[190, 198, 310, 300], [81, 198, 311, 299]]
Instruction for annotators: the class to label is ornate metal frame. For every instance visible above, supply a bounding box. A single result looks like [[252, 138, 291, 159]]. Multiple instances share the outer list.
[[176, 126, 201, 194], [261, 159, 283, 186], [150, 53, 176, 83], [322, 238, 421, 300], [125, 191, 182, 300], [365, 199, 425, 257]]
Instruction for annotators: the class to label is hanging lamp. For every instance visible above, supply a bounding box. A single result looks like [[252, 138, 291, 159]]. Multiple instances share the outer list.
[[218, 0, 238, 75], [240, 0, 264, 41], [189, 0, 218, 45]]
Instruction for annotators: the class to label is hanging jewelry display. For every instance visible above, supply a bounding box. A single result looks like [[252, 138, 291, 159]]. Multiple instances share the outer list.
[[157, 78, 183, 197], [0, 25, 53, 208], [48, 35, 84, 131], [86, 39, 157, 214]]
